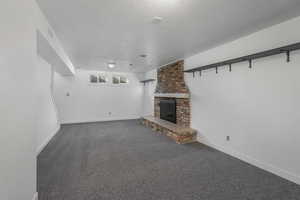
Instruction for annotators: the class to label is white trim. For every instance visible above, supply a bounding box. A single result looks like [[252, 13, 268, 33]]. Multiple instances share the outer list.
[[32, 192, 38, 200], [199, 139, 300, 185], [61, 117, 141, 125], [154, 93, 190, 99], [36, 124, 60, 156]]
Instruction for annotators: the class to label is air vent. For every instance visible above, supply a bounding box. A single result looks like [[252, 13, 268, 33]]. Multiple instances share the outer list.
[[140, 54, 147, 58]]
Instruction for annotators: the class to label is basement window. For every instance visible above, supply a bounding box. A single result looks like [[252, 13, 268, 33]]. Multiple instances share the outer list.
[[112, 75, 129, 84], [89, 74, 108, 84], [89, 75, 98, 83], [120, 76, 129, 83], [112, 76, 120, 84], [99, 75, 108, 83]]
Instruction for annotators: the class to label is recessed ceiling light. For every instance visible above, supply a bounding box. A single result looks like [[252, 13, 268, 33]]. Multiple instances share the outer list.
[[152, 16, 163, 24], [108, 62, 116, 68]]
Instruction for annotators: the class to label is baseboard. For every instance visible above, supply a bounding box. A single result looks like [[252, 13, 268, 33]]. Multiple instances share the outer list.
[[32, 192, 38, 200], [199, 139, 300, 185], [36, 124, 60, 156], [61, 117, 141, 125]]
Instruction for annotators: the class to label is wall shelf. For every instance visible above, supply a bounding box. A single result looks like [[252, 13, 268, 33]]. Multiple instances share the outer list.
[[184, 42, 300, 75], [140, 79, 156, 85]]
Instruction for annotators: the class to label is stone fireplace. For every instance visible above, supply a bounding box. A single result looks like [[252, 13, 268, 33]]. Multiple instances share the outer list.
[[142, 60, 196, 144]]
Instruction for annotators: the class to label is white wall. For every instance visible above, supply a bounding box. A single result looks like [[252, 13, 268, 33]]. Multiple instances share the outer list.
[[0, 1, 71, 199], [34, 2, 77, 155], [142, 69, 157, 116], [36, 57, 60, 155], [54, 69, 144, 124], [184, 16, 300, 184], [0, 1, 37, 199]]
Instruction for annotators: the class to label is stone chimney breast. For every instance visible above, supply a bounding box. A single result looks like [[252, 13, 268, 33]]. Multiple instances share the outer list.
[[155, 60, 189, 94]]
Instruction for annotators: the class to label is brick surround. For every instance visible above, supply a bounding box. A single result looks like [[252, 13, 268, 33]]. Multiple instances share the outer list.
[[154, 97, 190, 127]]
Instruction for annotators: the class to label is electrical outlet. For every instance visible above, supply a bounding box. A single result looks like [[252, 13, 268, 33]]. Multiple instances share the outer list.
[[226, 136, 230, 141]]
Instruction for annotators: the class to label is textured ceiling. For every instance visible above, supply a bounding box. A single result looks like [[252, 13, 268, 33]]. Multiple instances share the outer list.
[[37, 0, 300, 72]]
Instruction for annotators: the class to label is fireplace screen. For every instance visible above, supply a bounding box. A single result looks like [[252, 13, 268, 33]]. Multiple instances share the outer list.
[[160, 98, 176, 124]]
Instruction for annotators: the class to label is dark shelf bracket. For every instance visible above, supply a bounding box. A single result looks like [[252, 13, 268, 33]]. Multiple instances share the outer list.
[[286, 51, 290, 62], [184, 42, 300, 75], [140, 79, 155, 86]]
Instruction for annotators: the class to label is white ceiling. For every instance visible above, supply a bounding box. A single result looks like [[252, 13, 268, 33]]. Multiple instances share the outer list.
[[37, 0, 300, 72]]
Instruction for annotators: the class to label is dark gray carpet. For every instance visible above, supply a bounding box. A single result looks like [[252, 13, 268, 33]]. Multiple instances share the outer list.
[[38, 120, 300, 200]]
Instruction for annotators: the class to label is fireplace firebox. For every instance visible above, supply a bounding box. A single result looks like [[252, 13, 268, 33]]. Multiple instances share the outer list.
[[159, 98, 176, 124]]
